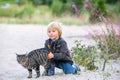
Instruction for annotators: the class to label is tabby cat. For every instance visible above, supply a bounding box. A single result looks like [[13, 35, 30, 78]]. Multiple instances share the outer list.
[[16, 48, 51, 78]]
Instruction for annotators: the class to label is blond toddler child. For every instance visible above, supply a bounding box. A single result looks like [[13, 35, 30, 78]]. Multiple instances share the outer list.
[[44, 21, 80, 75]]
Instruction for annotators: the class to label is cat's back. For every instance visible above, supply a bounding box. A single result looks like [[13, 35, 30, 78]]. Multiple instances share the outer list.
[[28, 48, 50, 57]]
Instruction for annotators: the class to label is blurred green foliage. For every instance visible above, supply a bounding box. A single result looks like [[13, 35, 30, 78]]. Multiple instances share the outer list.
[[17, 3, 35, 18], [0, 8, 15, 17], [15, 0, 28, 5], [30, 0, 43, 5], [106, 0, 118, 4], [0, 3, 35, 18], [30, 0, 52, 5], [0, 4, 19, 17], [85, 0, 108, 23], [0, 0, 119, 24], [51, 0, 63, 16], [0, 0, 15, 5], [94, 0, 107, 16], [62, 2, 72, 13], [116, 1, 120, 14]]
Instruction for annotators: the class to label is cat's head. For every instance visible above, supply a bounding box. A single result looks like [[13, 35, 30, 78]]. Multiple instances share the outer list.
[[16, 53, 28, 67]]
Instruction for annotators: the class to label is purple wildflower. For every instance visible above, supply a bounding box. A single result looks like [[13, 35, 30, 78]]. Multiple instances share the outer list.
[[84, 4, 89, 8], [111, 53, 118, 58], [72, 4, 77, 9]]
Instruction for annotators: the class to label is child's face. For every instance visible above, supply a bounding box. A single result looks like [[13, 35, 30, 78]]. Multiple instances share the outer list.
[[47, 28, 59, 40]]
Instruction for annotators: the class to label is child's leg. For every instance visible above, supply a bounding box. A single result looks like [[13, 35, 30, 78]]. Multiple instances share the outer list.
[[61, 63, 76, 74], [54, 61, 80, 74]]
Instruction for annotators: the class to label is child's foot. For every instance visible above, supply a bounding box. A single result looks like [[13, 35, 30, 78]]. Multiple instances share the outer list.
[[48, 69, 54, 76], [72, 64, 81, 74]]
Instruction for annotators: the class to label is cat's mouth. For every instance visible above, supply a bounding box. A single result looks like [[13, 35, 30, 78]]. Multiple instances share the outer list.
[[19, 58, 29, 67]]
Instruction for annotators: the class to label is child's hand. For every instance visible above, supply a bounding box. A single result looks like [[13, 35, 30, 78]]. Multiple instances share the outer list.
[[48, 52, 54, 59]]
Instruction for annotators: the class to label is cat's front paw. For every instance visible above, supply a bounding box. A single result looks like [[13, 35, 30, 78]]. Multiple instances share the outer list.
[[27, 76, 32, 78], [36, 74, 40, 78], [42, 71, 48, 76]]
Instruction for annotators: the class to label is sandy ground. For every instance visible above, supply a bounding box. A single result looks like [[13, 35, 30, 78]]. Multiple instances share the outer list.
[[0, 24, 120, 80]]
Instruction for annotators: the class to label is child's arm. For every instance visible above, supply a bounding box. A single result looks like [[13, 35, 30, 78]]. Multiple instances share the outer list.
[[53, 40, 71, 60]]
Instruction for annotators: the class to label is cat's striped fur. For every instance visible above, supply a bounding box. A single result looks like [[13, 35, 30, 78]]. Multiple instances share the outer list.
[[16, 48, 51, 78]]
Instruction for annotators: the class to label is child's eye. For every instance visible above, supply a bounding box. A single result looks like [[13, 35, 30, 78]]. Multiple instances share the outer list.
[[48, 31, 51, 33], [53, 30, 55, 32], [52, 29, 57, 32]]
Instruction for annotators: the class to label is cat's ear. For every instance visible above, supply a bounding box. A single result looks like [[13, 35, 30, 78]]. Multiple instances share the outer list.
[[25, 52, 28, 57], [15, 53, 19, 56]]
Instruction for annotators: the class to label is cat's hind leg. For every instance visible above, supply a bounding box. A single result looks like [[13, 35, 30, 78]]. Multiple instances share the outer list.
[[35, 66, 40, 78]]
